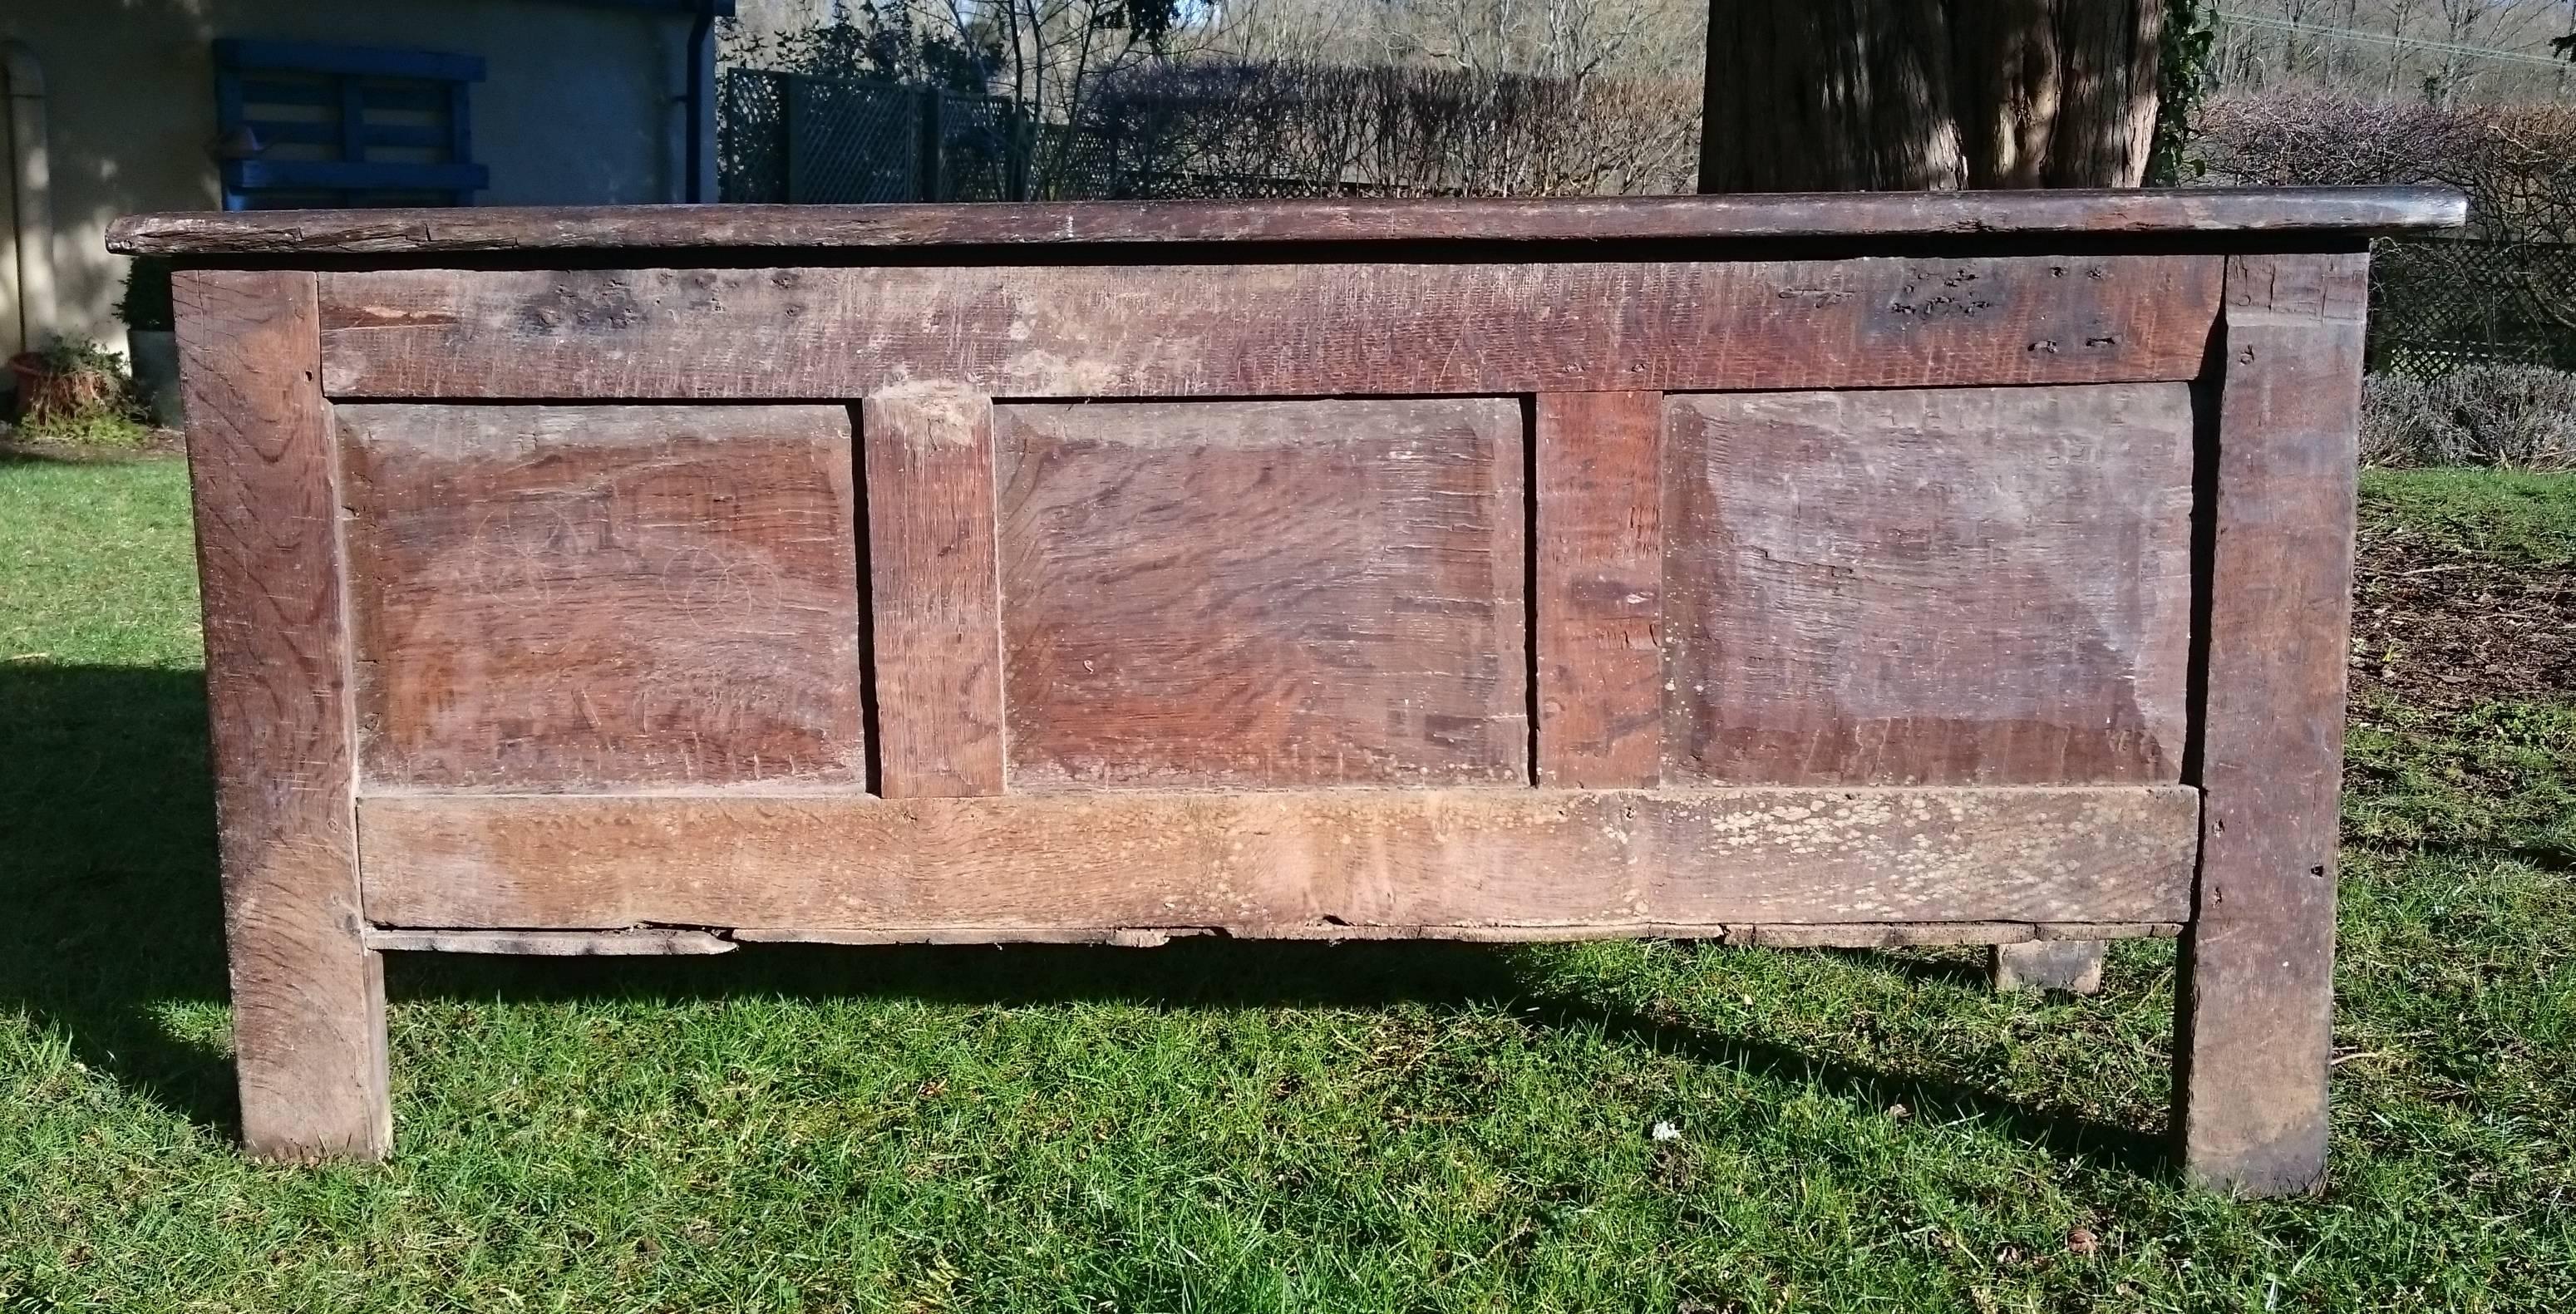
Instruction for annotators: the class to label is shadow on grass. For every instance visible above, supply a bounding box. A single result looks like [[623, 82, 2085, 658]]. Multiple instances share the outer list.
[[2, 662, 2160, 1173], [1524, 997, 2170, 1176], [1812, 946, 1995, 990], [0, 663, 238, 1130]]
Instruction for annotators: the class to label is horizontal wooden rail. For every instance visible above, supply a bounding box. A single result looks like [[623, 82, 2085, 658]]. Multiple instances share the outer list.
[[363, 928, 736, 955], [106, 187, 2465, 256], [313, 256, 2221, 399], [721, 922, 2184, 948], [357, 919, 2183, 952], [357, 785, 2199, 935]]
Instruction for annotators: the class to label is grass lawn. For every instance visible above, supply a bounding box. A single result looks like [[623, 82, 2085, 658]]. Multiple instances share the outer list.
[[2, 449, 2571, 1312]]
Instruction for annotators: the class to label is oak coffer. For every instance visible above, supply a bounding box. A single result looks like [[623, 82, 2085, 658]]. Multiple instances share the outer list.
[[106, 187, 2463, 1192]]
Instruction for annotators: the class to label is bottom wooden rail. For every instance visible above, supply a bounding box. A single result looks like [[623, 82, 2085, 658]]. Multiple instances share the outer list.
[[364, 921, 2184, 954], [361, 928, 739, 955], [357, 785, 2199, 936]]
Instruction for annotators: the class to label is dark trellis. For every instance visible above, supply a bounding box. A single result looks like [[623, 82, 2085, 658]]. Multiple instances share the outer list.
[[717, 71, 789, 203], [720, 70, 1026, 204], [2368, 239, 2576, 379]]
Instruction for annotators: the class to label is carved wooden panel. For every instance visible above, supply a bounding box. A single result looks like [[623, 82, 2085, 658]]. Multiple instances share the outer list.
[[339, 404, 866, 790], [1661, 384, 2195, 786], [995, 398, 1528, 790]]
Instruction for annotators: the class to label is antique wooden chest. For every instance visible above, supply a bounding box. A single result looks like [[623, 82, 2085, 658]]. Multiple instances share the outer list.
[[109, 187, 2460, 1192]]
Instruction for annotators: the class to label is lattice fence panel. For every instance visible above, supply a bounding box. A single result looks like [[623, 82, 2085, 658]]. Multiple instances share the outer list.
[[786, 77, 920, 204], [2371, 239, 2576, 379], [722, 71, 1020, 203], [929, 91, 1022, 201], [718, 70, 791, 204]]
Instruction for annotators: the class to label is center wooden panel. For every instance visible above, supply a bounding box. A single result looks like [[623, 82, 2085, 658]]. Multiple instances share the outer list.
[[994, 398, 1529, 790], [1661, 384, 2195, 785], [339, 404, 866, 791]]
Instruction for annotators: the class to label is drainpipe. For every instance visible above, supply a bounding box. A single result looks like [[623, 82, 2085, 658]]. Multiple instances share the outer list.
[[685, 0, 717, 202], [3, 40, 56, 362]]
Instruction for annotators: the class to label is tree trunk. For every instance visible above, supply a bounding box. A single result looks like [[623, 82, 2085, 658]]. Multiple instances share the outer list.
[[1697, 0, 2164, 191]]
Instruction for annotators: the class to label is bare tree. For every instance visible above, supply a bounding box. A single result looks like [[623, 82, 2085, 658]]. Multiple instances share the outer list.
[[2206, 0, 2575, 103], [909, 0, 1238, 196]]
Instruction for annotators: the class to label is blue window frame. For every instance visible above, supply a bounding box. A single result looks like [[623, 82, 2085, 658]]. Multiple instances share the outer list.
[[214, 39, 490, 209]]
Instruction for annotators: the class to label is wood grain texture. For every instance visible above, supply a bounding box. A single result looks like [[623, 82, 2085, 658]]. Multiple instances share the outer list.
[[174, 269, 389, 1161], [363, 928, 736, 955], [864, 386, 1007, 797], [732, 926, 1211, 948], [1662, 385, 2195, 786], [355, 785, 2200, 933], [106, 187, 2465, 256], [727, 921, 2181, 947], [314, 257, 2221, 399], [338, 404, 864, 791], [2174, 251, 2369, 1198], [1748, 922, 2170, 949], [996, 398, 1527, 790], [1989, 939, 2107, 992], [1535, 391, 1663, 789]]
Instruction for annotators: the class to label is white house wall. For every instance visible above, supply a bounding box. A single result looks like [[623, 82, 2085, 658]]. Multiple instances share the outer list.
[[2, 0, 695, 355]]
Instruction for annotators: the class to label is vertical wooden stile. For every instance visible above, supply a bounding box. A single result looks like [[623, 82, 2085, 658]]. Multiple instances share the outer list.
[[175, 268, 390, 1160], [2173, 249, 2370, 1196], [1533, 391, 1666, 788], [861, 385, 1009, 798]]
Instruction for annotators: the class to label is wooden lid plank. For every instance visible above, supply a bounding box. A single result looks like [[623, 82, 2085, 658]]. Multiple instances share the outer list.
[[108, 187, 2465, 257]]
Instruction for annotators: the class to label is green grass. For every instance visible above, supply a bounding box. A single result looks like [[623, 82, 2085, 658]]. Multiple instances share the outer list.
[[2357, 467, 2576, 566], [3, 454, 2573, 1311]]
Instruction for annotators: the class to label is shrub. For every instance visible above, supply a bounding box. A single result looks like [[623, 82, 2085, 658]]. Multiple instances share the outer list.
[[1071, 60, 1702, 199], [2361, 365, 2576, 471], [116, 258, 175, 333], [4, 337, 151, 446], [2193, 94, 2576, 245]]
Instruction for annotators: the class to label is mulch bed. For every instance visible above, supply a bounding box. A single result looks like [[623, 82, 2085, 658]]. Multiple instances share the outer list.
[[2351, 520, 2576, 711]]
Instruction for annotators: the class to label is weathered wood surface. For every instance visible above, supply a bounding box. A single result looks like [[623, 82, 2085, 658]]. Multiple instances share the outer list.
[[2174, 251, 2369, 1197], [1751, 922, 2170, 949], [106, 187, 2465, 256], [1990, 939, 2108, 992], [313, 257, 2222, 399], [995, 398, 1528, 790], [153, 188, 2445, 1185], [862, 386, 1007, 797], [356, 785, 2201, 933], [175, 269, 390, 1160], [1661, 385, 2195, 786], [1534, 391, 1664, 789], [338, 404, 865, 791], [363, 928, 736, 955], [733, 926, 1207, 948], [727, 921, 2181, 947]]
